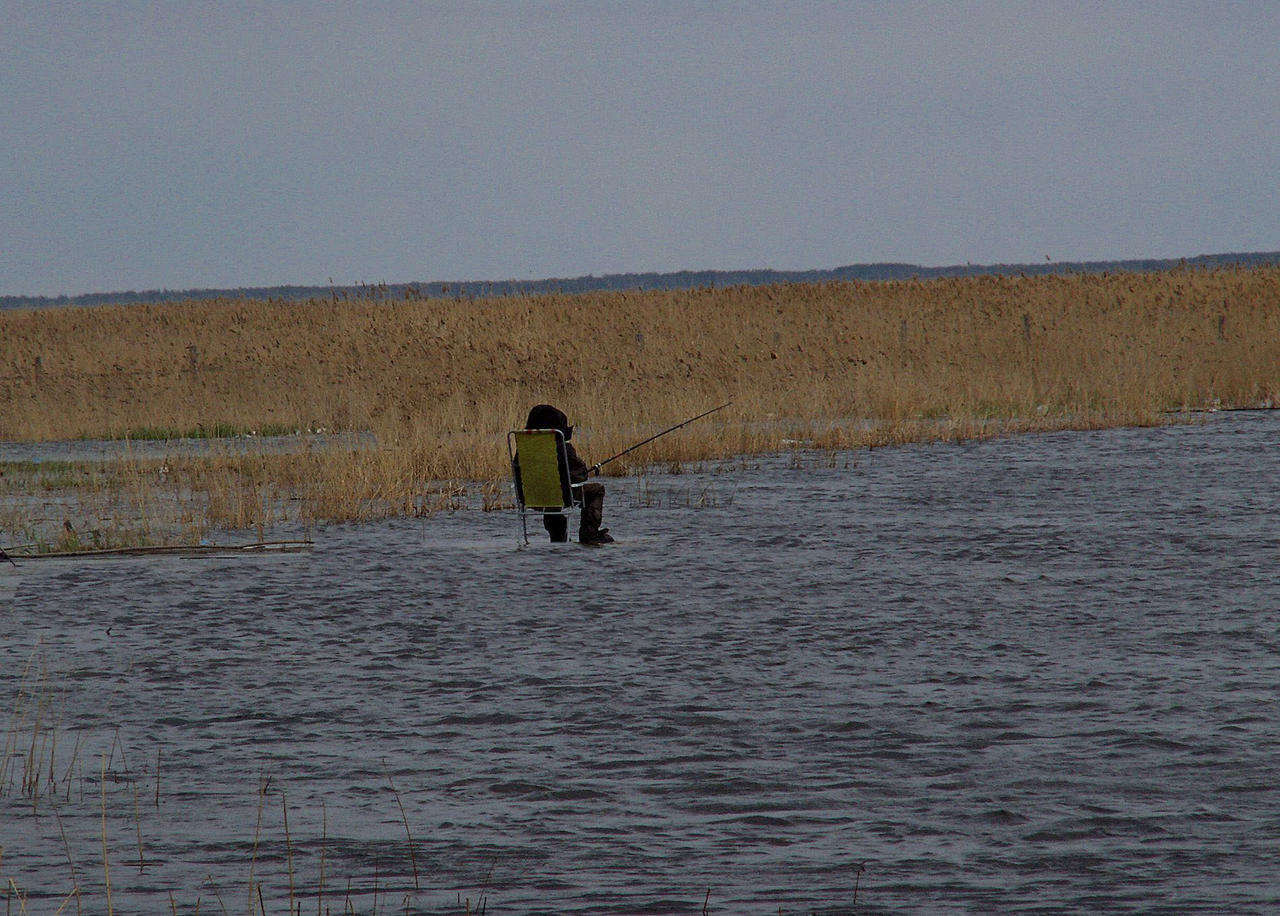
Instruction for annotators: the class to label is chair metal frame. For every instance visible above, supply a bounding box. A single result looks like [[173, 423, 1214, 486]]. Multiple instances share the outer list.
[[508, 428, 584, 545]]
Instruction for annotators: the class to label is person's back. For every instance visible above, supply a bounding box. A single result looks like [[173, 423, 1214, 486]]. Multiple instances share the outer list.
[[524, 404, 613, 544]]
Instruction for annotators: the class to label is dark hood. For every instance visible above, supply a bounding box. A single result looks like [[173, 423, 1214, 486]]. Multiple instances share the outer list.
[[525, 404, 572, 440]]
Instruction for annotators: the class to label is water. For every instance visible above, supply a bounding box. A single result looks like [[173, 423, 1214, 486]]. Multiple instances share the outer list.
[[2, 412, 1277, 914]]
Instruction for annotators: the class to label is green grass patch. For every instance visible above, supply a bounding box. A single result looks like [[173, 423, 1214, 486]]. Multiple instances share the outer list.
[[111, 422, 310, 441], [0, 459, 106, 491], [10, 525, 159, 555], [0, 459, 81, 474]]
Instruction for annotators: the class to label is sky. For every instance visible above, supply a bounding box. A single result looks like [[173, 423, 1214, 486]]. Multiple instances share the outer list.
[[2, 2, 1278, 297]]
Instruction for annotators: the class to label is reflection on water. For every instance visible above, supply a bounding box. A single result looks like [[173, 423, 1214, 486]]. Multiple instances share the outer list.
[[2, 412, 1277, 914]]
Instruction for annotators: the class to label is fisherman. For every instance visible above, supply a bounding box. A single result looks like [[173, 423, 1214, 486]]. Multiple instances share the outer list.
[[525, 404, 613, 545]]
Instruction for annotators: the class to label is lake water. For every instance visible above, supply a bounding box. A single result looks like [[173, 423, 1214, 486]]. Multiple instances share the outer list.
[[2, 412, 1277, 914]]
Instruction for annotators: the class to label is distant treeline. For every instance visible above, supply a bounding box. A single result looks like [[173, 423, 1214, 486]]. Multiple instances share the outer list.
[[6, 250, 1280, 310]]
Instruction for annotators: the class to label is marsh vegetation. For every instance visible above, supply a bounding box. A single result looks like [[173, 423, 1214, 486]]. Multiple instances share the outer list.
[[1, 266, 1276, 547]]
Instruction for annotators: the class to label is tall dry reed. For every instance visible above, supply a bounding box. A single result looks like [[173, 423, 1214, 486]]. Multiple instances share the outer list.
[[1, 267, 1277, 537]]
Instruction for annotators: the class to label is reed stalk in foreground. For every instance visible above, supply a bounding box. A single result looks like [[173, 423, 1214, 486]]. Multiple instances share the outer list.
[[0, 267, 1276, 543], [385, 763, 421, 891], [100, 756, 114, 916]]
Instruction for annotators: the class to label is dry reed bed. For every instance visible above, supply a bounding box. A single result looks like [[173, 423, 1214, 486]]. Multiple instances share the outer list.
[[1, 267, 1277, 541]]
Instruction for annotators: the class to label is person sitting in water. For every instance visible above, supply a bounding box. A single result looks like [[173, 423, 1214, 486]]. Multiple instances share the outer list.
[[525, 404, 613, 545]]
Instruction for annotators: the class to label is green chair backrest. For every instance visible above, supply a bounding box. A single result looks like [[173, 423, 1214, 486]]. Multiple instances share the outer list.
[[512, 430, 572, 510]]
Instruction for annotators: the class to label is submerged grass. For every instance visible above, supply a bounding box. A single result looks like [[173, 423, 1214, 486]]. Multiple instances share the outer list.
[[110, 422, 310, 441], [1, 266, 1277, 545], [1, 668, 833, 915], [1, 659, 557, 916]]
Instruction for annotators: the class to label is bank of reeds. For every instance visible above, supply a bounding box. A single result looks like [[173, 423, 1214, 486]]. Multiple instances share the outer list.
[[1, 267, 1277, 541]]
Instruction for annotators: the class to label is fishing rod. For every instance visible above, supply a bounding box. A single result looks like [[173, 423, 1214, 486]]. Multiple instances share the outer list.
[[589, 401, 733, 475]]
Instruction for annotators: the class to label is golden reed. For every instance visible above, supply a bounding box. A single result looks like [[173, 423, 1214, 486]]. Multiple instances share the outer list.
[[1, 266, 1277, 539]]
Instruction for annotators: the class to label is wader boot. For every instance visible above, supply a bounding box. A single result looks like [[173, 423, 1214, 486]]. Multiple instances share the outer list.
[[578, 482, 613, 544]]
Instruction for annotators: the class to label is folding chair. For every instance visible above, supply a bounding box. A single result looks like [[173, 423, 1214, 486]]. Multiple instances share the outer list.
[[508, 428, 584, 545]]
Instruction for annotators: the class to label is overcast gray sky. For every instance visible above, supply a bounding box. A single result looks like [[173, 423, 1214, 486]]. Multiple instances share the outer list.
[[3, 1, 1277, 297]]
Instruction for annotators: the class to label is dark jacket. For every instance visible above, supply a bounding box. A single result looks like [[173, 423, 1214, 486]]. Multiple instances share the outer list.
[[564, 442, 589, 484]]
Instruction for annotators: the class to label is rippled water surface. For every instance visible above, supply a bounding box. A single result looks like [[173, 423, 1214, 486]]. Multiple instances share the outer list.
[[2, 413, 1278, 914]]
